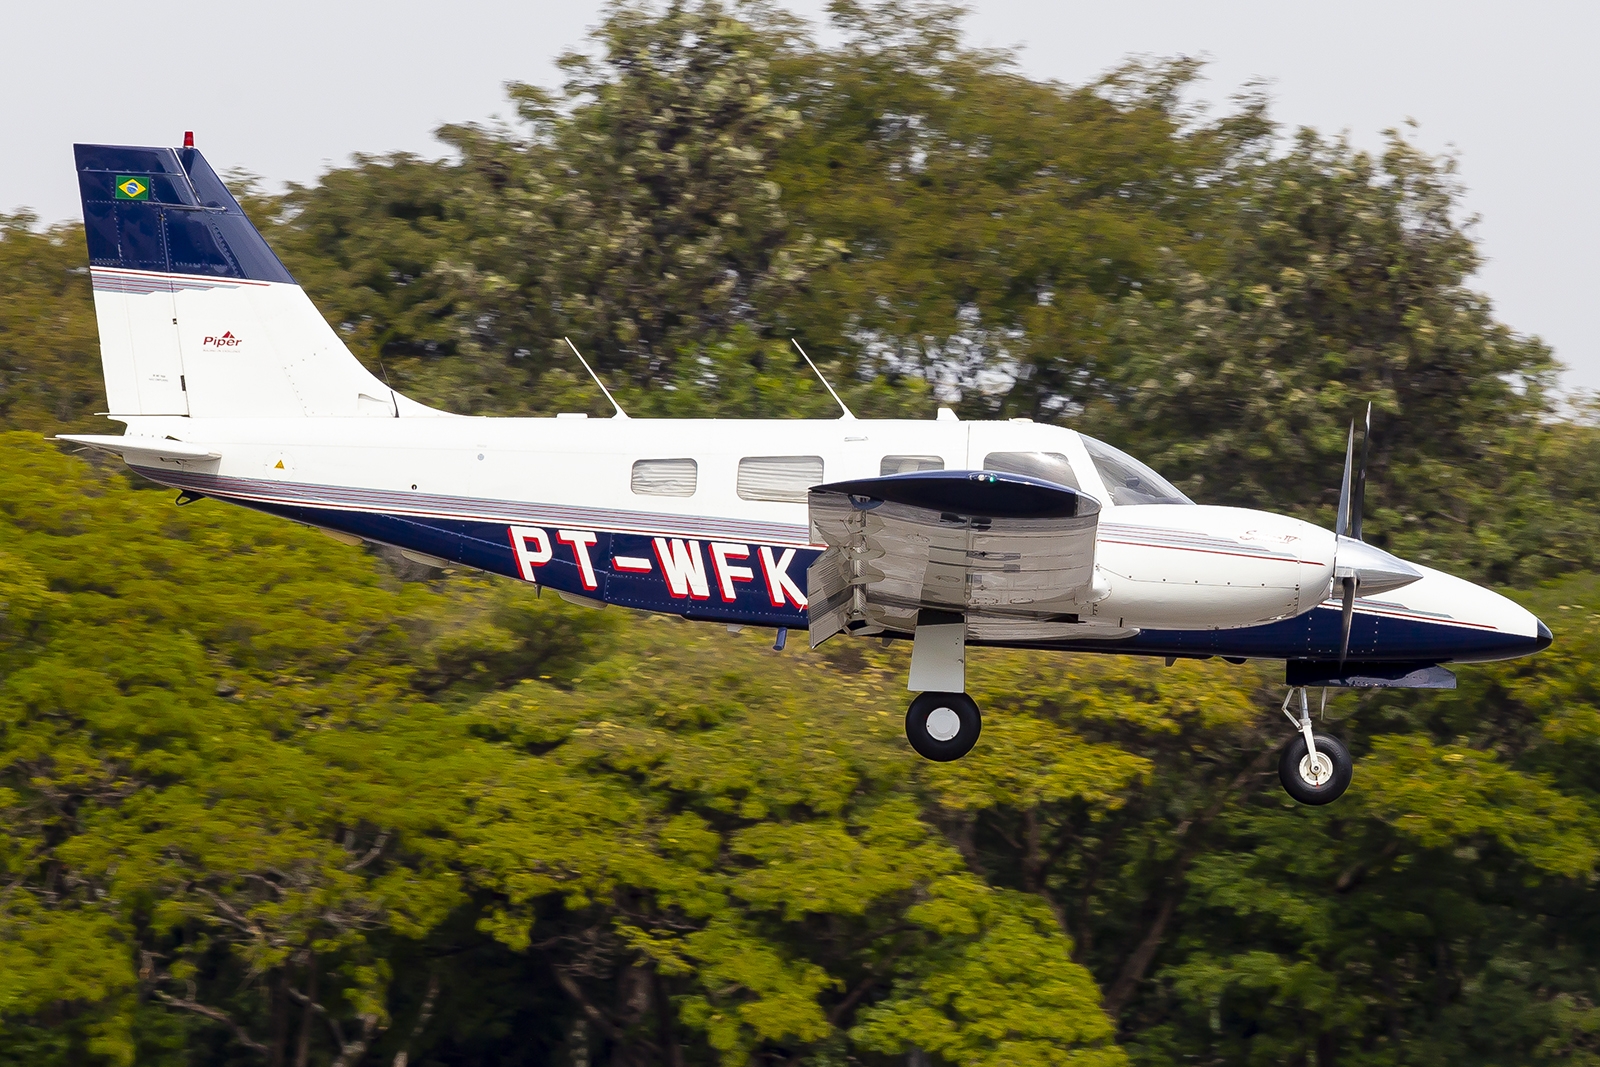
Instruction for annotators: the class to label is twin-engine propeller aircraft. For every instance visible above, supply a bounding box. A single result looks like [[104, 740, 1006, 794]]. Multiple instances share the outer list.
[[60, 140, 1551, 805]]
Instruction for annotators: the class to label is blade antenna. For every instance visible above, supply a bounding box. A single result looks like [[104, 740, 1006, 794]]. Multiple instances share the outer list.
[[373, 351, 400, 418], [791, 338, 855, 420], [564, 337, 628, 419], [1352, 401, 1371, 542]]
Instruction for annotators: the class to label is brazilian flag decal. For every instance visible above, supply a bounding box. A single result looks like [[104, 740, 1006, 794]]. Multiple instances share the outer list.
[[113, 175, 150, 201]]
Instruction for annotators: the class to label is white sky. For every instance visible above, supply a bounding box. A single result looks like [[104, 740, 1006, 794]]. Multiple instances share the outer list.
[[4, 1, 1594, 391]]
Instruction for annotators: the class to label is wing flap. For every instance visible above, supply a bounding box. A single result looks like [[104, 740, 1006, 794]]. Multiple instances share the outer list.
[[807, 470, 1102, 645]]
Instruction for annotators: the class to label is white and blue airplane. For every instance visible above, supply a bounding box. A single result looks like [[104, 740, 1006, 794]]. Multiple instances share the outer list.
[[60, 139, 1552, 805]]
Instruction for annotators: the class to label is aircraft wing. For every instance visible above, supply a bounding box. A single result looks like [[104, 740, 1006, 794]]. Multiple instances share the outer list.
[[807, 470, 1103, 647]]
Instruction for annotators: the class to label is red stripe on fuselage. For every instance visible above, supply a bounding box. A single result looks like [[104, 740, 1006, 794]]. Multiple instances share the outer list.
[[1098, 538, 1320, 565]]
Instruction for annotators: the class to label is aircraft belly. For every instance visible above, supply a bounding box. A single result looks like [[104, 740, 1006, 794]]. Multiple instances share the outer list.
[[129, 463, 818, 629]]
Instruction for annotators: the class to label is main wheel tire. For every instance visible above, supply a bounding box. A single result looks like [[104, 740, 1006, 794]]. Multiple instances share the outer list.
[[1279, 732, 1353, 805], [905, 692, 982, 762]]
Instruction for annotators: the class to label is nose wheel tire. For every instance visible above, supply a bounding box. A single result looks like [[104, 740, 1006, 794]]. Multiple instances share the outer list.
[[1279, 732, 1353, 805], [906, 692, 981, 761]]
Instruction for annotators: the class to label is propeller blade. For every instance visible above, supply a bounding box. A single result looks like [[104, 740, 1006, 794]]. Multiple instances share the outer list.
[[1332, 403, 1373, 673], [1335, 421, 1354, 539], [1337, 575, 1356, 669], [1352, 401, 1371, 542]]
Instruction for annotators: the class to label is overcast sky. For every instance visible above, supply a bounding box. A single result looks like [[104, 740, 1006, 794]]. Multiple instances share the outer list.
[[5, 1, 1594, 391]]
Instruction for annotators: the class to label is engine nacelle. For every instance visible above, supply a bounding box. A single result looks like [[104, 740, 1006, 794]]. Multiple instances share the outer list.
[[1089, 506, 1337, 630]]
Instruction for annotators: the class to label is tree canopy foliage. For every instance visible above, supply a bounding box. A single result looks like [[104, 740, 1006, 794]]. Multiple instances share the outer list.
[[4, 2, 1600, 1065]]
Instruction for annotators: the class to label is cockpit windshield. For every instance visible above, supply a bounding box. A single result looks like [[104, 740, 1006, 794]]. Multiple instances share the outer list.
[[1080, 436, 1193, 506]]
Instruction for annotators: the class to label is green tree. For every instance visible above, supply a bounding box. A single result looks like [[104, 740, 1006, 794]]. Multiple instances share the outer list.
[[1083, 130, 1588, 583], [454, 613, 1132, 1064], [0, 434, 486, 1064], [0, 215, 102, 433], [8, 5, 1600, 1065], [0, 436, 1140, 1065], [249, 157, 484, 413], [771, 5, 1268, 421]]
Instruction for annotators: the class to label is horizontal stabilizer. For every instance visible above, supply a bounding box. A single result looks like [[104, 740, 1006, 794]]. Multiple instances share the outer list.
[[1286, 660, 1457, 689], [58, 434, 220, 466]]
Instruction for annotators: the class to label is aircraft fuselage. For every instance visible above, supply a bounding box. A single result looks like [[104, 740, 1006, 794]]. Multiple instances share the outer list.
[[98, 412, 1548, 670]]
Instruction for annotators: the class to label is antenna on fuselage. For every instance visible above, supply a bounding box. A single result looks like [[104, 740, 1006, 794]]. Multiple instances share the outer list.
[[563, 337, 628, 419], [791, 338, 855, 420]]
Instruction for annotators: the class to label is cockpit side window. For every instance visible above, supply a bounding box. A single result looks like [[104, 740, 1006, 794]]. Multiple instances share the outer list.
[[982, 451, 1080, 491], [1079, 436, 1193, 506]]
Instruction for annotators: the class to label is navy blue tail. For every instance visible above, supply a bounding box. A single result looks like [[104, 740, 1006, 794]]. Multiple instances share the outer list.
[[74, 143, 294, 283]]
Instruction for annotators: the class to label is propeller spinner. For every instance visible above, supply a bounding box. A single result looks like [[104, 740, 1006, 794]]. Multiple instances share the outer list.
[[1331, 404, 1423, 667]]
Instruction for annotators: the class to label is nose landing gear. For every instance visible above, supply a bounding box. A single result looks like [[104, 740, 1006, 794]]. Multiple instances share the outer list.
[[1278, 687, 1352, 804]]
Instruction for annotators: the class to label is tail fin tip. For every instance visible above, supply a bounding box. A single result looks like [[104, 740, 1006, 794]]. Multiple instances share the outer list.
[[74, 141, 293, 284]]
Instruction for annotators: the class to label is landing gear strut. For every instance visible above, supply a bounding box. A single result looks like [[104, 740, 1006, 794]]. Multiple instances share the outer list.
[[904, 609, 982, 761], [1277, 687, 1352, 805]]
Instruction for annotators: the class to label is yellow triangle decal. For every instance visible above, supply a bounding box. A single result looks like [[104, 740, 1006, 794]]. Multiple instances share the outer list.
[[274, 460, 285, 469]]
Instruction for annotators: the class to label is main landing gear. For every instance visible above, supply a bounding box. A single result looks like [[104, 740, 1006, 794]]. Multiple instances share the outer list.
[[1278, 687, 1353, 805], [903, 609, 983, 762]]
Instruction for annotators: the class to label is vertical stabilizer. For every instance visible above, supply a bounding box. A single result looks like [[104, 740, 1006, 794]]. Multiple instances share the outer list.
[[75, 142, 436, 419]]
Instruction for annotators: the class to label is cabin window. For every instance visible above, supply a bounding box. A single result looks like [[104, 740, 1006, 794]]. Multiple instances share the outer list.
[[1080, 436, 1193, 506], [880, 455, 945, 475], [982, 451, 1080, 490], [737, 456, 824, 503], [631, 458, 698, 497]]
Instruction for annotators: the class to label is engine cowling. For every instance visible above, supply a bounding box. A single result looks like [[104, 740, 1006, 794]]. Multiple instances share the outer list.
[[1090, 505, 1337, 630]]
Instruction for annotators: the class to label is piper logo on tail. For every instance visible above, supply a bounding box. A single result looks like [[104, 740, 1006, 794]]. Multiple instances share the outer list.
[[114, 176, 150, 201], [202, 331, 243, 349]]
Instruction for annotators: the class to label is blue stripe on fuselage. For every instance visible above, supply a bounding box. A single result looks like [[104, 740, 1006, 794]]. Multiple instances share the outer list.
[[1019, 607, 1541, 664], [204, 492, 1542, 665], [237, 496, 808, 627]]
